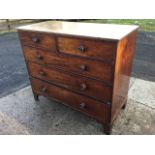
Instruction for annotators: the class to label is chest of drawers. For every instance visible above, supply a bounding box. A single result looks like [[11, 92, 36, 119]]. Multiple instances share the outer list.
[[17, 21, 138, 134]]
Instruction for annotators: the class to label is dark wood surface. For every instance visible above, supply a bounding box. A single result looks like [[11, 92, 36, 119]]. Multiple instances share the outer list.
[[57, 36, 117, 62], [23, 46, 114, 83], [18, 21, 138, 134], [28, 62, 112, 102], [30, 77, 111, 124], [111, 31, 138, 123], [18, 30, 57, 51]]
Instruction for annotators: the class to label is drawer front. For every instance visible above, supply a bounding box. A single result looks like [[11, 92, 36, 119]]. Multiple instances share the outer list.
[[57, 36, 116, 62], [30, 78, 110, 124], [23, 47, 114, 83], [18, 30, 56, 51], [28, 62, 112, 102]]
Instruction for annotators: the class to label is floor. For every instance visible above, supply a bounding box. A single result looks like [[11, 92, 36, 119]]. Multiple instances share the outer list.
[[0, 77, 155, 135]]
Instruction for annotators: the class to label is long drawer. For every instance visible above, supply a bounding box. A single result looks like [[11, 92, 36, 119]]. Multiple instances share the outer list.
[[23, 46, 114, 83], [30, 77, 111, 124], [28, 62, 112, 102]]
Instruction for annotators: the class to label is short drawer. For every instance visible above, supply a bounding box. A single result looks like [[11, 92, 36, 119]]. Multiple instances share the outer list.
[[30, 78, 111, 124], [57, 36, 117, 62], [18, 30, 56, 51], [23, 47, 114, 83], [28, 62, 112, 102]]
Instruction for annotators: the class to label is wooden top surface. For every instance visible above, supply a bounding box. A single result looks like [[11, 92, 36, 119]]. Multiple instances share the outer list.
[[17, 21, 139, 40]]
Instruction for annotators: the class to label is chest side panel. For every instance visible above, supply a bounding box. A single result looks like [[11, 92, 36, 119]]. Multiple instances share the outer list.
[[111, 30, 138, 123]]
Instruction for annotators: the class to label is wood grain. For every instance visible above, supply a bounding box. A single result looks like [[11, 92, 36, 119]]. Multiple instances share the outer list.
[[28, 62, 112, 102], [18, 30, 57, 51], [23, 46, 114, 83], [17, 21, 139, 40], [18, 21, 138, 134], [111, 30, 138, 123], [57, 36, 117, 62], [30, 77, 111, 124]]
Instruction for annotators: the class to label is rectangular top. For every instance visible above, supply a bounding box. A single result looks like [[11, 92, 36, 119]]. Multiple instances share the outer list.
[[17, 21, 139, 40]]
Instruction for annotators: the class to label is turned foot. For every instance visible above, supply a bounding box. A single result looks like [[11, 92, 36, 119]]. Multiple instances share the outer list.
[[122, 103, 127, 109], [103, 124, 112, 135], [122, 98, 128, 110], [33, 93, 39, 101]]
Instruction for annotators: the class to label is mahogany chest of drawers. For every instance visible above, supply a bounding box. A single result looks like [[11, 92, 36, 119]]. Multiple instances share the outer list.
[[17, 21, 138, 134]]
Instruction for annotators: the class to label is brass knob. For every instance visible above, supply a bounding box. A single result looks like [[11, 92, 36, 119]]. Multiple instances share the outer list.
[[78, 45, 85, 52], [80, 102, 86, 109], [41, 87, 47, 93], [79, 64, 87, 71], [32, 37, 39, 43], [36, 54, 43, 60], [39, 71, 46, 76], [80, 83, 87, 91]]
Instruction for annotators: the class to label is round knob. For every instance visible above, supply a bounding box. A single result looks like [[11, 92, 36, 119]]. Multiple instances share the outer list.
[[79, 64, 87, 71], [78, 45, 85, 52], [80, 102, 86, 109], [36, 54, 42, 60], [32, 37, 39, 43], [39, 71, 46, 77], [41, 87, 47, 93], [80, 83, 87, 91]]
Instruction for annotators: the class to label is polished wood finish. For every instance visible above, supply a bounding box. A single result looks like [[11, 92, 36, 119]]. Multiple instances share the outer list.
[[27, 62, 112, 102], [111, 31, 137, 122], [17, 21, 138, 40], [57, 36, 117, 62], [18, 31, 57, 51], [23, 46, 114, 83], [30, 77, 111, 124], [17, 21, 138, 134]]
